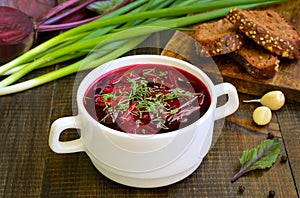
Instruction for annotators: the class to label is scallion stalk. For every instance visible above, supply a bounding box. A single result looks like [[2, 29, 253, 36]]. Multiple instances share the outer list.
[[0, 36, 148, 95], [0, 0, 149, 74], [41, 0, 96, 25]]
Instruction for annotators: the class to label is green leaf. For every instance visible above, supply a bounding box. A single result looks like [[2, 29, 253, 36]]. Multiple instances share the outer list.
[[231, 139, 280, 183], [87, 0, 123, 14]]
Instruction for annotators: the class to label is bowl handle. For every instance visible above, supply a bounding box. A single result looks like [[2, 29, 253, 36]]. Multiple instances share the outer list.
[[214, 83, 239, 120], [49, 116, 85, 153]]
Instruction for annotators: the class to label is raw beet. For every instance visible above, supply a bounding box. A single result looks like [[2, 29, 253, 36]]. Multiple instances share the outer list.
[[0, 7, 34, 63]]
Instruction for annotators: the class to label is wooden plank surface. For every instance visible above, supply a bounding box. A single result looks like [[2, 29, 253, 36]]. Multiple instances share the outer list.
[[161, 0, 300, 103], [276, 103, 300, 194], [0, 68, 55, 197]]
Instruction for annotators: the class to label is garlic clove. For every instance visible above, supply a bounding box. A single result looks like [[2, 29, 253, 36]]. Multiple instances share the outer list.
[[260, 90, 285, 110], [253, 106, 272, 125], [243, 90, 285, 111]]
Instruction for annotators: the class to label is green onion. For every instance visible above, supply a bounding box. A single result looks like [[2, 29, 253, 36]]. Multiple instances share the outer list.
[[0, 0, 286, 95], [0, 0, 149, 74]]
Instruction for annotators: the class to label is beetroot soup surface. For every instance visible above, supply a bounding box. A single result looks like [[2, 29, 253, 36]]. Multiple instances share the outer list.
[[83, 64, 211, 134]]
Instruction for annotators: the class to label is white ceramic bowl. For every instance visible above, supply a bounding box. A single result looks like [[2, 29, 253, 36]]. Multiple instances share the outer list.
[[49, 55, 239, 188]]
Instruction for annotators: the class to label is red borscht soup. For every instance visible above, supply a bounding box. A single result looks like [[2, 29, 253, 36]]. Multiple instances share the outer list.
[[83, 64, 211, 134]]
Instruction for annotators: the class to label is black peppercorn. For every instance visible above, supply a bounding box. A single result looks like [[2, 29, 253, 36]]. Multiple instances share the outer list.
[[238, 185, 245, 193], [268, 190, 275, 197], [280, 155, 288, 163], [267, 132, 274, 139]]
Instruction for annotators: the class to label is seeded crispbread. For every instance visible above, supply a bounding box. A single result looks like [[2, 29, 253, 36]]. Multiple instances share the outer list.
[[195, 18, 244, 56], [229, 41, 280, 79], [227, 8, 300, 59]]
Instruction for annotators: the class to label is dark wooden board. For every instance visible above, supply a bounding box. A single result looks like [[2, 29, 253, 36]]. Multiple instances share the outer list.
[[161, 0, 300, 103]]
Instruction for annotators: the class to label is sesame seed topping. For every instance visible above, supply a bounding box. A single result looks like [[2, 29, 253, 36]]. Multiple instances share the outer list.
[[282, 51, 289, 57], [267, 46, 273, 51]]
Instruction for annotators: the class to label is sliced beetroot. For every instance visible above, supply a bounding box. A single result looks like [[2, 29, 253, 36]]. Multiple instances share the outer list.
[[0, 7, 34, 63]]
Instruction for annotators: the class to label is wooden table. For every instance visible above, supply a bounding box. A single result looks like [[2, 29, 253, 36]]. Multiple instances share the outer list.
[[0, 2, 299, 198]]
